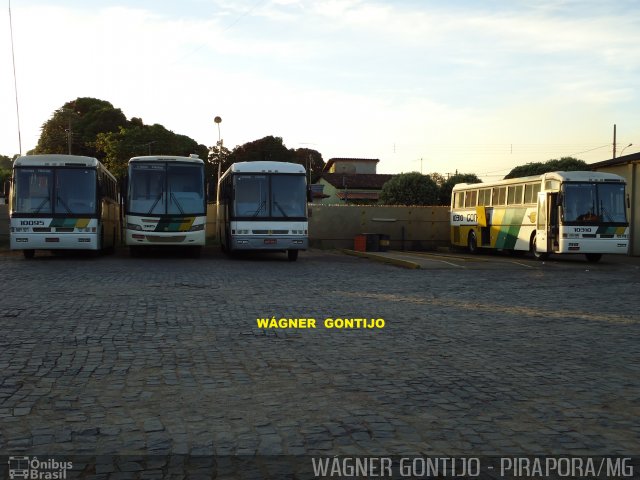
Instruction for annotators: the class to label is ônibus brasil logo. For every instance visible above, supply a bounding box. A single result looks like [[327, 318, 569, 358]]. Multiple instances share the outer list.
[[7, 456, 73, 479]]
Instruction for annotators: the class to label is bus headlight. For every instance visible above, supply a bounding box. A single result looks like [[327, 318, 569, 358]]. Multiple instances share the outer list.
[[127, 223, 142, 231], [189, 224, 204, 232]]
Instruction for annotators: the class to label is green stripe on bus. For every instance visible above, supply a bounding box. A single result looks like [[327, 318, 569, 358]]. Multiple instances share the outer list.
[[496, 208, 526, 250], [50, 218, 89, 228]]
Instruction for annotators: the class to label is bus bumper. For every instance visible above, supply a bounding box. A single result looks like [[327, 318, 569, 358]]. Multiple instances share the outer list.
[[231, 236, 308, 251], [558, 238, 629, 254], [125, 229, 206, 246], [10, 233, 99, 250]]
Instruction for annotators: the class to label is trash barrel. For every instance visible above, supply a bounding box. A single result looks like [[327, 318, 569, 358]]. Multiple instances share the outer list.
[[354, 235, 367, 252], [363, 233, 379, 252], [378, 234, 390, 251]]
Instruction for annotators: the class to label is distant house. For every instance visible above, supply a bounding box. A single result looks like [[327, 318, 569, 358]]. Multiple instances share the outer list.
[[313, 158, 393, 204], [590, 151, 640, 256]]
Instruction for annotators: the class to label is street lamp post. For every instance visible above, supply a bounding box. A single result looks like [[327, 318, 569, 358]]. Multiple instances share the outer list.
[[214, 116, 222, 243], [620, 143, 633, 157], [214, 116, 222, 180]]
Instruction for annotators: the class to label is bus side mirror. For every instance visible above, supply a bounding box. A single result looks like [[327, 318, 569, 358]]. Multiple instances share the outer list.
[[120, 176, 128, 213], [628, 193, 631, 209], [307, 186, 313, 203]]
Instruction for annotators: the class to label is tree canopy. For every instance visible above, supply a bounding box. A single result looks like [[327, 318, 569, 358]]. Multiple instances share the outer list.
[[379, 172, 440, 206], [96, 124, 209, 178], [220, 136, 325, 181], [31, 97, 209, 178], [33, 98, 127, 158], [438, 173, 482, 205], [504, 157, 587, 179]]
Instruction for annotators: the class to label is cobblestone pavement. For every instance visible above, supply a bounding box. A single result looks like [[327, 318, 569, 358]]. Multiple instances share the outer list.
[[0, 248, 638, 472]]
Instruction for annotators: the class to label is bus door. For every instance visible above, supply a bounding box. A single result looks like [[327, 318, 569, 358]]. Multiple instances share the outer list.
[[536, 192, 549, 253], [549, 192, 560, 251]]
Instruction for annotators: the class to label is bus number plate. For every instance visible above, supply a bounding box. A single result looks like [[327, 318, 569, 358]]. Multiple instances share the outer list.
[[264, 239, 277, 245]]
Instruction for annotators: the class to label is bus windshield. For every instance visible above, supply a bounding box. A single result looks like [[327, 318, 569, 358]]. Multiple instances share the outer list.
[[14, 168, 96, 215], [563, 182, 626, 224], [129, 163, 205, 215], [233, 174, 306, 218]]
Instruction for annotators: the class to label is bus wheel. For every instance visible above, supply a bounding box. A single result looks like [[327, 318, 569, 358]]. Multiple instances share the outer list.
[[585, 253, 602, 263], [287, 249, 299, 261], [532, 235, 549, 260], [23, 249, 35, 259], [467, 231, 479, 254], [129, 246, 142, 258]]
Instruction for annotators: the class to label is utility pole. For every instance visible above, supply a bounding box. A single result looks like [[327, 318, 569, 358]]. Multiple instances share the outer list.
[[66, 117, 72, 154], [613, 124, 617, 159]]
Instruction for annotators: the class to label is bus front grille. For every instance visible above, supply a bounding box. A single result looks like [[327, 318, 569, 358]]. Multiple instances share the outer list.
[[146, 235, 186, 243]]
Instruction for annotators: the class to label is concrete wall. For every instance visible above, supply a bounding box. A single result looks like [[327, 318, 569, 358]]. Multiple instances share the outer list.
[[308, 204, 450, 250], [2, 203, 451, 251], [592, 163, 640, 256]]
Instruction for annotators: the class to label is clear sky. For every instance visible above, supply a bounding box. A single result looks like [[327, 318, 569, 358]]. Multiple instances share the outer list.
[[2, 0, 639, 179]]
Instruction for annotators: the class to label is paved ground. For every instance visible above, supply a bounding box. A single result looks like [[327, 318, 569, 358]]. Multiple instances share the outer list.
[[0, 248, 638, 477]]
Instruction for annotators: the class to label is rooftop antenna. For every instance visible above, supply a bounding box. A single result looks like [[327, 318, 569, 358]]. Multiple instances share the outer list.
[[9, 0, 22, 155]]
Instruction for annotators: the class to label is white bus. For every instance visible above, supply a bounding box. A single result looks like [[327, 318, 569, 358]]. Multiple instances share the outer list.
[[217, 161, 309, 261], [9, 154, 119, 259], [450, 171, 629, 262], [124, 155, 206, 257]]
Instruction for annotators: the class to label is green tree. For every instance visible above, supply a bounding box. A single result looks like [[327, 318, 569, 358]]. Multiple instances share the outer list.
[[34, 97, 127, 158], [504, 157, 586, 179], [0, 154, 13, 170], [96, 123, 208, 178], [439, 173, 482, 205], [291, 147, 325, 183], [0, 155, 16, 190], [379, 172, 439, 205], [224, 136, 325, 181], [227, 136, 293, 165]]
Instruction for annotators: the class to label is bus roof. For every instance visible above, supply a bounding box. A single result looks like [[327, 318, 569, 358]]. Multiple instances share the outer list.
[[129, 155, 204, 165], [13, 154, 100, 168], [224, 161, 305, 175], [542, 171, 625, 183], [452, 170, 626, 192]]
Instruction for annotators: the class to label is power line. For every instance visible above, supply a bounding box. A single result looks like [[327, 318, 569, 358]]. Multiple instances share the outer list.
[[9, 0, 22, 155]]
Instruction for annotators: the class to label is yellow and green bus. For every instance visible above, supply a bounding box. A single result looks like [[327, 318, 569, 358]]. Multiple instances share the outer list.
[[450, 171, 629, 262]]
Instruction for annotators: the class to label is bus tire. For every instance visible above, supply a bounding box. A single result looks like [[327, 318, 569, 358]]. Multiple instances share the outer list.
[[467, 231, 479, 254], [287, 249, 299, 261], [531, 234, 549, 260], [23, 249, 35, 259], [129, 246, 142, 258], [585, 253, 602, 263]]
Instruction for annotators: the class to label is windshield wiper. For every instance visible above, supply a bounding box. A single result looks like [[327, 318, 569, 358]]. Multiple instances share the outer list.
[[600, 201, 614, 222], [170, 192, 184, 214], [252, 200, 266, 217], [147, 192, 163, 214], [273, 200, 288, 217], [34, 197, 51, 213], [56, 195, 72, 213]]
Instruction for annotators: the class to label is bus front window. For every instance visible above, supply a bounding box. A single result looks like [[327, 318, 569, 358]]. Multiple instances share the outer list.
[[167, 164, 205, 215], [14, 168, 53, 214], [563, 183, 627, 224], [597, 183, 626, 223], [234, 175, 268, 217], [271, 175, 306, 218], [55, 169, 96, 214], [129, 164, 166, 215]]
